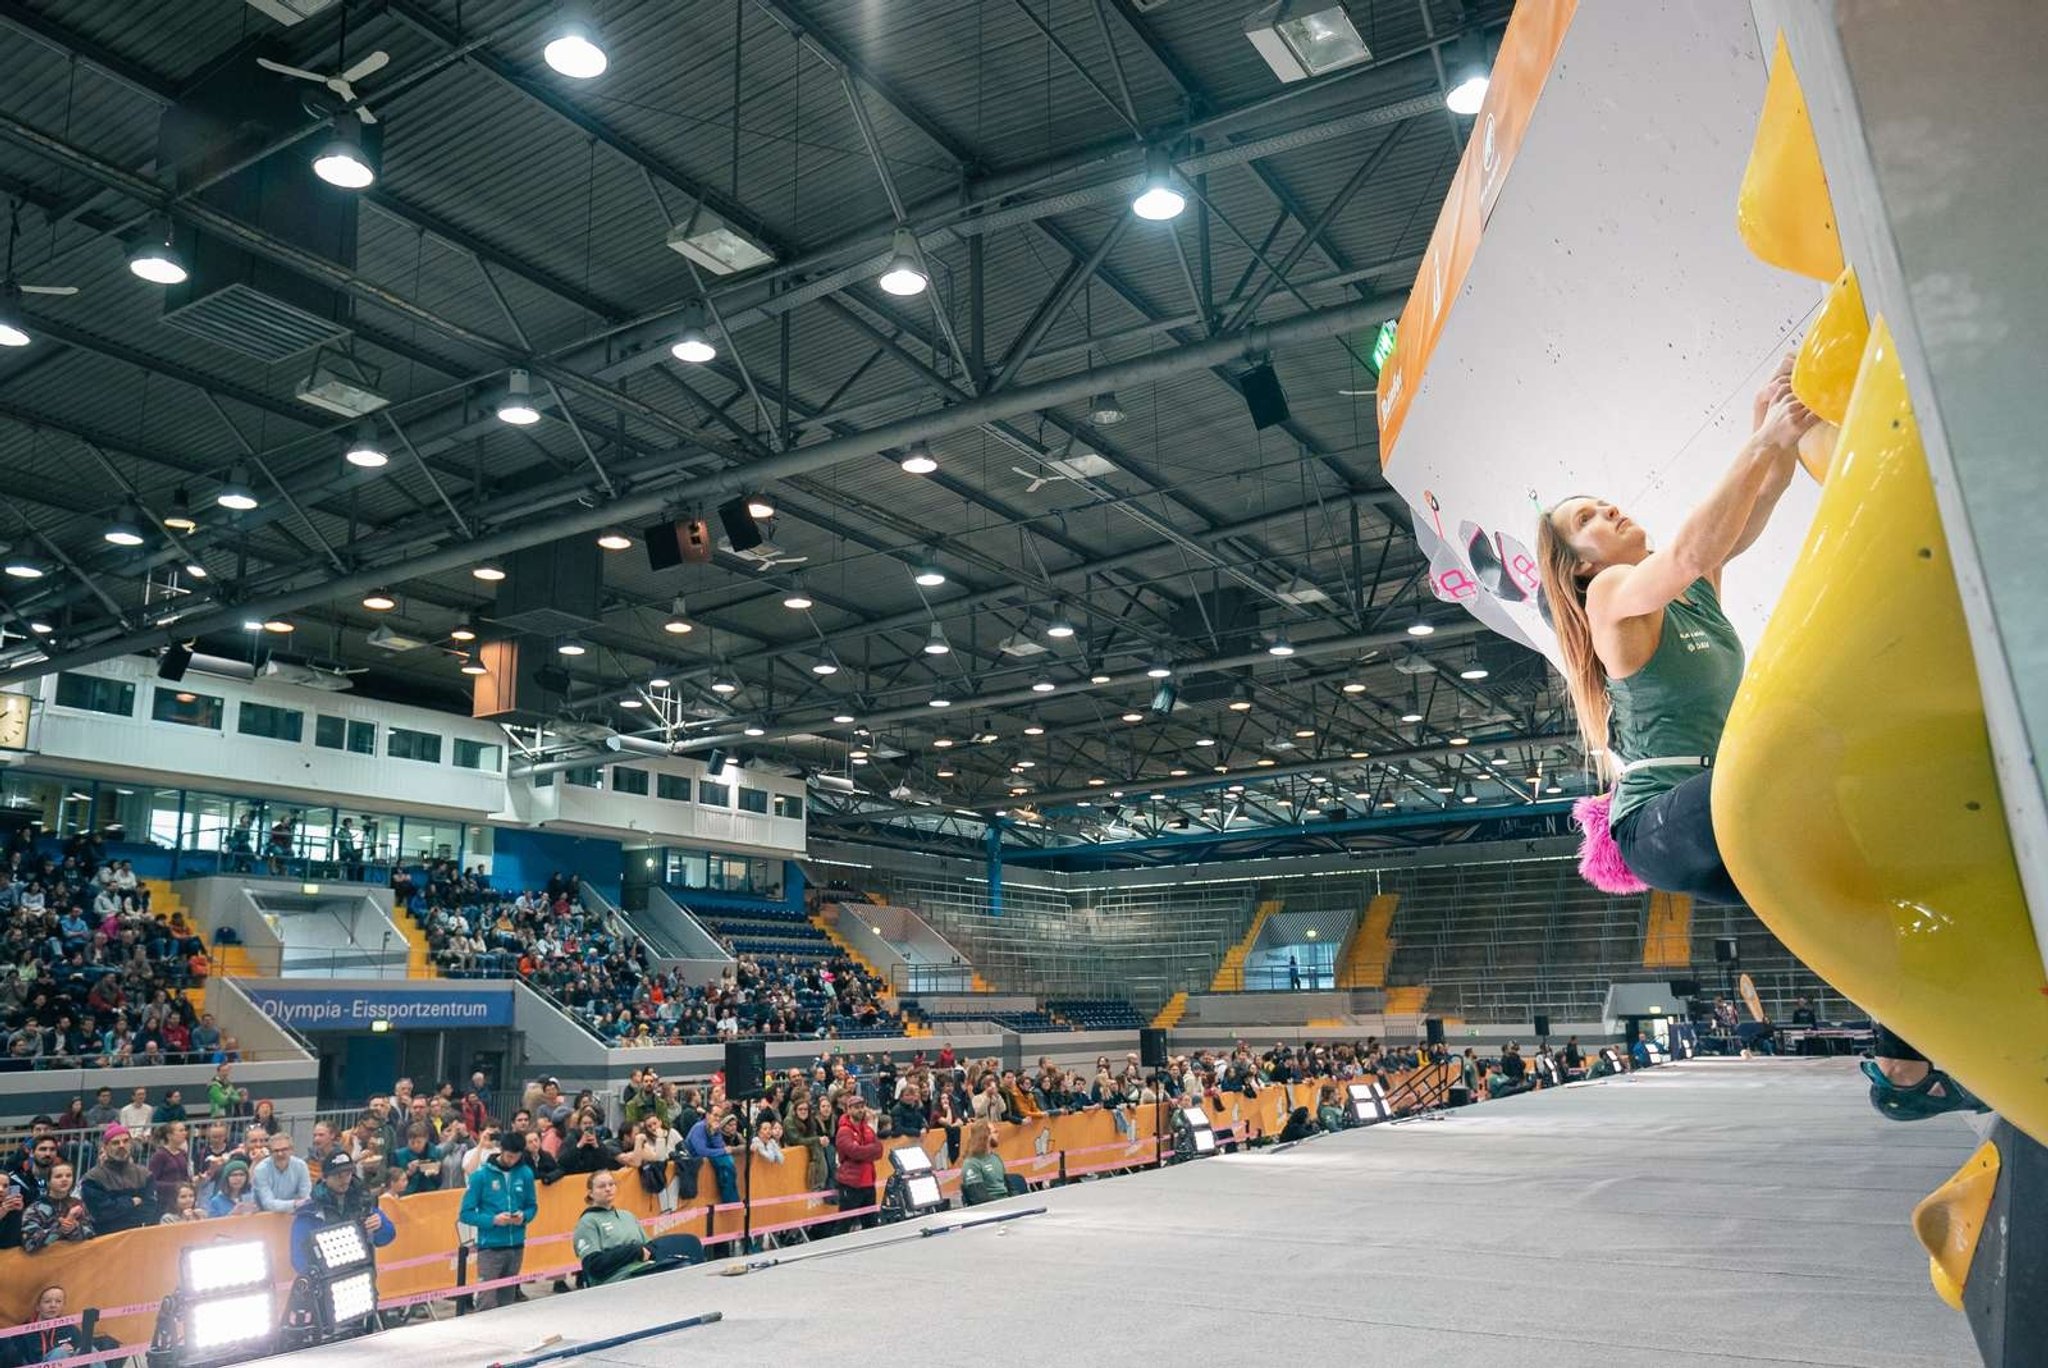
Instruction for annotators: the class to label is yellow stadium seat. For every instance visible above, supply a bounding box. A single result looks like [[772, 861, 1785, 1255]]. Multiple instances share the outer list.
[[1737, 33, 1846, 281], [1715, 317, 2048, 1144]]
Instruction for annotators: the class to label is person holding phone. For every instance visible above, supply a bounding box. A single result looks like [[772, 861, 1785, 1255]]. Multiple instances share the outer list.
[[458, 1131, 536, 1309], [22, 1163, 92, 1251]]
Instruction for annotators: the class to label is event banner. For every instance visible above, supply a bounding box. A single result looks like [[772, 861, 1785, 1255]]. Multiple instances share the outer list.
[[238, 984, 516, 1030]]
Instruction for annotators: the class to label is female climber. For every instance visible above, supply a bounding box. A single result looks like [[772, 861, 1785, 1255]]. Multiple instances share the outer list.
[[1534, 356, 1981, 1121]]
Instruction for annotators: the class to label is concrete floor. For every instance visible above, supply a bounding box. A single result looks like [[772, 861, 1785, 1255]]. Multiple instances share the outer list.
[[269, 1057, 1981, 1368]]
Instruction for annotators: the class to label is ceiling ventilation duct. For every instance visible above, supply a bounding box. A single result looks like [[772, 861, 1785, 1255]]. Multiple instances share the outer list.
[[244, 0, 343, 24]]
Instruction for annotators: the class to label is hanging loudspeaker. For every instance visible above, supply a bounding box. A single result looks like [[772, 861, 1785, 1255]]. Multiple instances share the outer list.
[[718, 497, 764, 552]]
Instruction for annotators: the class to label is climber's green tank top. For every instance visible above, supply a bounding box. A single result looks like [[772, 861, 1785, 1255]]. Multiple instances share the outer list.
[[1607, 577, 1745, 828]]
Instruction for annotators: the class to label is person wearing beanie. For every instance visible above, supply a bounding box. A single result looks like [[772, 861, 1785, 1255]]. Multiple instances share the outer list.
[[458, 1129, 537, 1309], [80, 1125, 157, 1233], [205, 1158, 257, 1218]]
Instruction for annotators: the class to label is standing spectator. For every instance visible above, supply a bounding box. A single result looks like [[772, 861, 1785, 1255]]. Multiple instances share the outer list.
[[555, 1122, 618, 1179], [22, 1163, 92, 1251], [206, 1063, 244, 1118], [252, 1131, 310, 1212], [82, 1087, 119, 1133], [782, 1096, 827, 1191], [2, 1132, 59, 1249], [117, 1088, 152, 1136], [958, 1121, 1010, 1207], [684, 1101, 738, 1205], [459, 1131, 536, 1310], [80, 1125, 157, 1232], [288, 1152, 394, 1275], [150, 1089, 188, 1126], [206, 1160, 257, 1218], [159, 1182, 202, 1225], [833, 1096, 883, 1232], [147, 1122, 192, 1213], [395, 1125, 442, 1196]]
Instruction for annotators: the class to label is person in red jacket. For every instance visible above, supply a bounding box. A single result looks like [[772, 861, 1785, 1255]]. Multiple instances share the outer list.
[[833, 1097, 883, 1234]]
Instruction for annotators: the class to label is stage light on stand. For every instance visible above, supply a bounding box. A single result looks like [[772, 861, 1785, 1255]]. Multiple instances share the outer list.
[[303, 1216, 378, 1336], [884, 1144, 946, 1218], [154, 1238, 277, 1365], [1345, 1081, 1391, 1125], [1175, 1105, 1218, 1159]]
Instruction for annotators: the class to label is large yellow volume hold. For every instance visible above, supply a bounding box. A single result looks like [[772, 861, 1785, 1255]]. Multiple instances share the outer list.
[[1714, 317, 2048, 1144], [1737, 33, 1846, 281]]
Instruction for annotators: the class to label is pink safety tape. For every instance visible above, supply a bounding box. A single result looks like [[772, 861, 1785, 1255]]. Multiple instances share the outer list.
[[26, 1345, 137, 1368]]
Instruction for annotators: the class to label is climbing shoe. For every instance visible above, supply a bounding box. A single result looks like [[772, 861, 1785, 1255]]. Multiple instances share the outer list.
[[1861, 1058, 1991, 1121]]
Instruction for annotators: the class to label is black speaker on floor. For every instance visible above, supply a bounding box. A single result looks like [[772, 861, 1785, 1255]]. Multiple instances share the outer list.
[[1714, 937, 1739, 964], [723, 1039, 766, 1100], [717, 496, 765, 552], [157, 642, 194, 682], [1533, 1013, 1551, 1038], [1238, 361, 1291, 430], [1139, 1027, 1168, 1069], [1424, 1017, 1445, 1046]]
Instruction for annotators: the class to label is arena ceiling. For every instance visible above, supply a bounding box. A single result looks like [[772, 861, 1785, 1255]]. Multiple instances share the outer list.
[[0, 0, 1583, 854]]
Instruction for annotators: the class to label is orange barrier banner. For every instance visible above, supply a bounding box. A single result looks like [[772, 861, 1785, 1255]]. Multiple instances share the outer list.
[[1376, 0, 1578, 463]]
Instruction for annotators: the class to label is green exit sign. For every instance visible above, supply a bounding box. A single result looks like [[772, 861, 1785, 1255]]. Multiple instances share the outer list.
[[1368, 319, 1398, 375]]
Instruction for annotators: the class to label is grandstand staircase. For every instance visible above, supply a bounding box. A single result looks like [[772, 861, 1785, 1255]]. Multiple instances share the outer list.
[[1336, 893, 1400, 989], [1209, 898, 1281, 992], [147, 879, 205, 1011], [1641, 891, 1695, 970], [1151, 991, 1188, 1030], [813, 904, 925, 1035]]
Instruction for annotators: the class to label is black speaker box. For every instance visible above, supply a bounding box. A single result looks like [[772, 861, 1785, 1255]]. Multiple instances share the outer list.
[[642, 520, 684, 572], [157, 642, 194, 682], [723, 1039, 767, 1099], [1533, 1013, 1551, 1038], [1139, 1027, 1168, 1069], [1424, 1017, 1445, 1046], [718, 497, 764, 552], [1668, 978, 1703, 997], [1715, 937, 1739, 964], [1238, 361, 1291, 430]]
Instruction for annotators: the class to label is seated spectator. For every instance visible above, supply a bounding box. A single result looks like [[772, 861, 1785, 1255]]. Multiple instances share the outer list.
[[21, 1163, 92, 1252], [206, 1159, 257, 1218], [957, 1121, 1009, 1207], [1, 1286, 119, 1368], [159, 1181, 202, 1225], [80, 1125, 156, 1231], [571, 1169, 699, 1285]]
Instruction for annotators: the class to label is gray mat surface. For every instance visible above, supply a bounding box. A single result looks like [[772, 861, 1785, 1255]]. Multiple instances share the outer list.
[[270, 1058, 1981, 1367]]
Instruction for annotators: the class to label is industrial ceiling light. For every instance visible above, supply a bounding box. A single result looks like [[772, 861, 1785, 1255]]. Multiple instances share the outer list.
[[1228, 688, 1254, 711], [922, 622, 950, 656], [662, 596, 692, 633], [1194, 737, 1215, 747], [1405, 621, 1435, 636], [1267, 633, 1296, 656], [927, 694, 951, 708], [1400, 686, 1423, 724], [1545, 780, 1563, 794], [542, 8, 609, 78], [664, 211, 776, 275], [1045, 615, 1076, 640], [1294, 728, 1316, 738], [669, 302, 717, 363], [496, 368, 542, 425], [1146, 660, 1174, 679], [932, 737, 954, 748], [743, 724, 766, 737], [877, 227, 928, 296], [0, 285, 26, 348], [361, 587, 397, 611], [1087, 391, 1127, 425], [1459, 650, 1490, 681], [161, 488, 198, 532], [1030, 676, 1057, 693], [1444, 35, 1491, 115], [596, 528, 633, 551], [311, 116, 379, 189], [831, 712, 854, 724], [618, 696, 643, 709], [1121, 711, 1145, 723], [1448, 733, 1469, 746], [1460, 782, 1478, 804], [912, 562, 946, 588], [471, 560, 507, 582], [103, 500, 146, 547], [1131, 145, 1186, 221], [343, 424, 389, 469], [781, 584, 813, 610], [262, 617, 294, 634], [1023, 720, 1046, 735], [1341, 680, 1366, 694], [899, 441, 938, 474], [216, 464, 259, 511], [459, 650, 487, 676], [652, 676, 673, 689], [556, 636, 589, 657], [744, 493, 776, 521], [710, 672, 740, 694], [126, 218, 188, 285], [1244, 2, 1373, 83], [450, 619, 478, 642], [810, 650, 840, 676], [1089, 669, 1112, 684], [2, 552, 44, 579]]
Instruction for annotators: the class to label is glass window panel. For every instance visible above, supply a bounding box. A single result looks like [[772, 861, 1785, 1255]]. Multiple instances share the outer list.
[[698, 780, 730, 807], [563, 766, 602, 789], [54, 672, 135, 716], [656, 773, 690, 802], [237, 700, 304, 743], [152, 686, 223, 729], [387, 727, 442, 763], [738, 787, 768, 814], [453, 738, 502, 772], [773, 793, 804, 819], [611, 766, 649, 795]]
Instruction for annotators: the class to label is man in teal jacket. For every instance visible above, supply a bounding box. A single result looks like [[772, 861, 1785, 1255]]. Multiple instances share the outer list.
[[459, 1130, 537, 1309]]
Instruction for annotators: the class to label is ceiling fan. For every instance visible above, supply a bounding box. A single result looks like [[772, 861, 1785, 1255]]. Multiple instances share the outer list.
[[256, 48, 390, 121]]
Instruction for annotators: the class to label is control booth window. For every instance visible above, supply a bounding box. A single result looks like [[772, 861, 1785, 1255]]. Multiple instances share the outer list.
[[611, 766, 649, 795], [152, 686, 224, 730], [454, 738, 502, 772], [773, 793, 804, 819], [563, 766, 603, 789], [698, 780, 731, 807], [387, 727, 442, 764], [656, 773, 690, 802], [55, 672, 135, 717], [315, 715, 377, 755], [237, 700, 304, 743], [738, 786, 769, 814]]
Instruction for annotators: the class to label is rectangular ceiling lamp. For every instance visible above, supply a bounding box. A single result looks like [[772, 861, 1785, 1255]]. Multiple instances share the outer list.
[[665, 211, 775, 275], [1244, 3, 1373, 83]]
